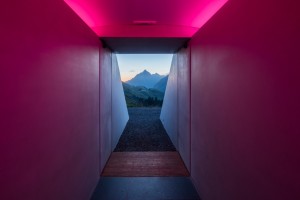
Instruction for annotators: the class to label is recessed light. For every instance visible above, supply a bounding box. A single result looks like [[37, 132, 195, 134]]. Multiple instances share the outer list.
[[133, 20, 157, 25]]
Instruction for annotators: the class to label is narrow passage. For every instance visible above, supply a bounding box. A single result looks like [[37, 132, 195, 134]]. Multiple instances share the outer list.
[[92, 107, 200, 200], [103, 107, 187, 177]]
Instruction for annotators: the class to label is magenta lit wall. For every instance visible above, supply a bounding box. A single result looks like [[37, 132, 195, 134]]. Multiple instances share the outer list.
[[190, 0, 300, 199], [0, 0, 100, 199]]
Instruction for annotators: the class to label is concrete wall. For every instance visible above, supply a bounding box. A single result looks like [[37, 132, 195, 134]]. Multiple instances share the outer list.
[[190, 0, 300, 199], [100, 52, 129, 171], [160, 54, 178, 148], [111, 54, 129, 150], [161, 49, 191, 172], [99, 47, 112, 172], [0, 0, 100, 199], [177, 47, 191, 171]]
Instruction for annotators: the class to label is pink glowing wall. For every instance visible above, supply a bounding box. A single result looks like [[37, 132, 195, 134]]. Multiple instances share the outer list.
[[190, 0, 300, 199], [0, 0, 101, 199]]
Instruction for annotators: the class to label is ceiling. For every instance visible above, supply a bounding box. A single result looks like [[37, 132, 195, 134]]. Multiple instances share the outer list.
[[64, 0, 227, 53], [64, 0, 228, 38], [101, 38, 190, 54]]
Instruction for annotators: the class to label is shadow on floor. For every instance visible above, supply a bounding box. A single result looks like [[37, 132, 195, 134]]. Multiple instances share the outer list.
[[91, 177, 201, 200]]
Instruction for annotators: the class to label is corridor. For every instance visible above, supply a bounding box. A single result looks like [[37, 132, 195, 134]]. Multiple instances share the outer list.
[[1, 0, 300, 200], [92, 108, 199, 199]]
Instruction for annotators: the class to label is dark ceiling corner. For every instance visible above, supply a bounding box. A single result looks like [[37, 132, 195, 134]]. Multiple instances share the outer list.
[[100, 37, 190, 54]]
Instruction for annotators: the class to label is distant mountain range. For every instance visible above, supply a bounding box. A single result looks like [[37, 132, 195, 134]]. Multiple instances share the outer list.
[[153, 75, 168, 92], [123, 70, 169, 107], [126, 70, 165, 89]]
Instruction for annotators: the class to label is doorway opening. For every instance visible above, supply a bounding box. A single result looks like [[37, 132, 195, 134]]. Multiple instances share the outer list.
[[118, 54, 171, 108], [115, 54, 174, 152], [102, 53, 189, 177]]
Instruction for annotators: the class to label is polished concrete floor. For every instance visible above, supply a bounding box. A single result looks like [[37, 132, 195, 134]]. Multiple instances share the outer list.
[[91, 177, 201, 200]]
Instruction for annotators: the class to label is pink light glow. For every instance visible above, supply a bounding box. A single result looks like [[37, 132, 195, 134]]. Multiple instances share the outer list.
[[64, 0, 96, 28], [92, 25, 199, 38], [191, 0, 228, 28], [63, 0, 228, 38]]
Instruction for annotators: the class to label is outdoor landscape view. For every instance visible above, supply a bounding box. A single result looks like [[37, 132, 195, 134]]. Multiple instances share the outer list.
[[117, 54, 172, 107], [114, 54, 176, 153], [123, 70, 168, 107]]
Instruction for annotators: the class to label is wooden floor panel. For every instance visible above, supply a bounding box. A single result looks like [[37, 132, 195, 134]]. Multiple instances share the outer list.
[[101, 152, 189, 177]]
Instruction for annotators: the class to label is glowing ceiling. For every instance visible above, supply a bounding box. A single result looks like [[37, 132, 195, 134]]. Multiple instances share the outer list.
[[64, 0, 228, 38]]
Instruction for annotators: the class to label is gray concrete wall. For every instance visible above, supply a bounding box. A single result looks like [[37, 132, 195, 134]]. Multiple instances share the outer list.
[[160, 50, 191, 172], [177, 47, 191, 172], [160, 54, 178, 148], [111, 54, 129, 150], [99, 47, 112, 172]]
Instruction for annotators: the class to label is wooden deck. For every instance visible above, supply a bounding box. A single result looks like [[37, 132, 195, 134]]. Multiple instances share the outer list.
[[101, 152, 189, 177]]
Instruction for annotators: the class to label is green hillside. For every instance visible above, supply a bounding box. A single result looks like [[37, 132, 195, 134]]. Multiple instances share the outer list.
[[122, 82, 164, 107]]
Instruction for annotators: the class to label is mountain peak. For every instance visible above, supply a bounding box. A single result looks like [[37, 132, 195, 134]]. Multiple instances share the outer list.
[[141, 70, 151, 75], [126, 70, 164, 88]]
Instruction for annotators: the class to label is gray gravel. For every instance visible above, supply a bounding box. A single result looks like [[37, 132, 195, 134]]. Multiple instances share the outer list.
[[114, 107, 176, 152]]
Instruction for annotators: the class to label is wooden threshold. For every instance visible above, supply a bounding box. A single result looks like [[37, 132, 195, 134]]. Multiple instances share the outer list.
[[101, 152, 189, 177]]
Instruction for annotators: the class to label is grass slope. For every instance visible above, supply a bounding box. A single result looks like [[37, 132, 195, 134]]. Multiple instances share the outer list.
[[123, 82, 164, 107]]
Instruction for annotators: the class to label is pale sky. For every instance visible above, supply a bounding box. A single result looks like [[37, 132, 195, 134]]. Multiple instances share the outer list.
[[116, 54, 173, 82]]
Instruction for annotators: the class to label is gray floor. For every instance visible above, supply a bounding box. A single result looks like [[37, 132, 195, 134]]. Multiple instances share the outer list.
[[114, 108, 176, 152], [91, 177, 201, 200]]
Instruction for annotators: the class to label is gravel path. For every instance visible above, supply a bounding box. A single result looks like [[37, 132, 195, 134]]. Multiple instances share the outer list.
[[114, 107, 176, 152]]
